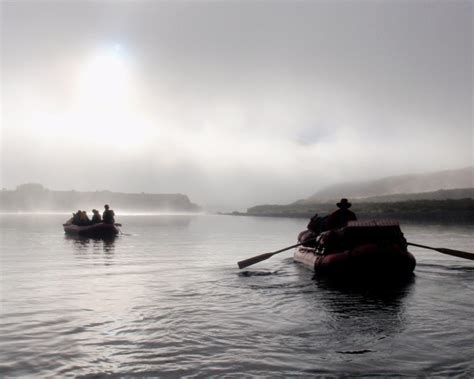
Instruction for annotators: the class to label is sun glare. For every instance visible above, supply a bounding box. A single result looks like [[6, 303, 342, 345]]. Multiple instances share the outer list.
[[77, 47, 130, 108], [67, 45, 152, 149], [14, 45, 154, 151]]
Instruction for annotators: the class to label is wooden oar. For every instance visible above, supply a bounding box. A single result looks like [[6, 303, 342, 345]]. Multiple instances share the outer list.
[[407, 242, 474, 261], [238, 240, 314, 269]]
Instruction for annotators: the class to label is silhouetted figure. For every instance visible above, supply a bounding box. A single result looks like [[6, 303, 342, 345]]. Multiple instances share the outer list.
[[102, 204, 115, 224], [91, 209, 102, 224], [325, 198, 357, 230], [72, 210, 82, 225], [65, 214, 74, 225], [79, 210, 91, 226], [298, 213, 320, 247], [298, 213, 326, 247]]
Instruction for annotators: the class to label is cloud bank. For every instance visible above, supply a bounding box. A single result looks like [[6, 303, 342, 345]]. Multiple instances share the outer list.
[[1, 1, 472, 209]]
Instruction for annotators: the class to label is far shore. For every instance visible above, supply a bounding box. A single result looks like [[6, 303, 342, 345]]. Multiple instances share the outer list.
[[219, 211, 474, 224], [0, 211, 205, 216], [220, 198, 474, 224]]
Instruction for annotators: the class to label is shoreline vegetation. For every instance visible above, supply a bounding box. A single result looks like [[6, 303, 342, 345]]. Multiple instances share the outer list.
[[223, 189, 474, 224], [0, 183, 201, 213]]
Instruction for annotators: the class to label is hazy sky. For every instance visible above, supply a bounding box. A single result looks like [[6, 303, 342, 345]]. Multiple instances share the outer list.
[[1, 1, 472, 209]]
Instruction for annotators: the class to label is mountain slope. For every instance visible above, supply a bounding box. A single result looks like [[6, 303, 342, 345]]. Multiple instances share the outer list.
[[306, 167, 473, 202]]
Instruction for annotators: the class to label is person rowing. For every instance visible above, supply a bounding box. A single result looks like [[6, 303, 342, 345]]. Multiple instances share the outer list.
[[324, 198, 357, 230], [297, 198, 357, 247]]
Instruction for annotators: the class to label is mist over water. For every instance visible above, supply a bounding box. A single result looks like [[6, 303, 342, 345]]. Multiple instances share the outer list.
[[1, 214, 473, 377], [2, 1, 472, 208]]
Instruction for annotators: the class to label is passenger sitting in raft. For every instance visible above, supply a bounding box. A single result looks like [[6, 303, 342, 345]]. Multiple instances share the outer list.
[[298, 213, 325, 247], [325, 198, 357, 230], [91, 209, 102, 224], [102, 204, 115, 224], [72, 210, 82, 225], [68, 210, 90, 226], [79, 210, 91, 226], [65, 214, 75, 225]]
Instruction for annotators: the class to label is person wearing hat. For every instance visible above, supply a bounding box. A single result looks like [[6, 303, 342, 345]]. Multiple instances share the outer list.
[[91, 209, 102, 224], [102, 204, 115, 224], [325, 198, 357, 230]]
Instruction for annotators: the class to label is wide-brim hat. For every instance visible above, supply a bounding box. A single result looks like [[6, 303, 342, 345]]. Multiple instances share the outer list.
[[337, 198, 352, 208]]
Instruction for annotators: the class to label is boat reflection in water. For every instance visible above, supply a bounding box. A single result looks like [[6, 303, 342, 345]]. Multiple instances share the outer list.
[[312, 273, 415, 354], [65, 234, 117, 256], [313, 273, 415, 306]]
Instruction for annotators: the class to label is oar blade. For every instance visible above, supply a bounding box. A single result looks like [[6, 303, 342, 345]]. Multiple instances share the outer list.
[[237, 241, 307, 269], [237, 252, 275, 269]]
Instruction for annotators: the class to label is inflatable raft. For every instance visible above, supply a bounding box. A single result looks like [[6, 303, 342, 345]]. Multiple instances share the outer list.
[[63, 222, 120, 237], [294, 220, 416, 278]]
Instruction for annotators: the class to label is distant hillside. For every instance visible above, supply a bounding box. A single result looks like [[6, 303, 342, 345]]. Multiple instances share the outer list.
[[238, 188, 474, 223], [306, 167, 473, 202], [0, 183, 201, 212], [350, 188, 474, 203], [295, 188, 474, 204], [241, 199, 474, 224]]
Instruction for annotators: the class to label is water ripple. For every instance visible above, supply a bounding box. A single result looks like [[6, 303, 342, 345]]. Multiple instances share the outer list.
[[1, 215, 473, 377]]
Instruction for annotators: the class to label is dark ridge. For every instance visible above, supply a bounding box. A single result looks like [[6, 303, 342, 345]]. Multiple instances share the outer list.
[[0, 183, 201, 212]]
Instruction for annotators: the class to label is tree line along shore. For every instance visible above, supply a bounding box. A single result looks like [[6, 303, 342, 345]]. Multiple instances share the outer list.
[[227, 198, 474, 224]]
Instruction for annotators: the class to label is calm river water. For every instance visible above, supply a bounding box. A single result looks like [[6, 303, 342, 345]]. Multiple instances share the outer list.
[[1, 214, 473, 377]]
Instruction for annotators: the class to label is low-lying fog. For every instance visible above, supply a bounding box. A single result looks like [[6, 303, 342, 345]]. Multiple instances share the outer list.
[[2, 2, 472, 209]]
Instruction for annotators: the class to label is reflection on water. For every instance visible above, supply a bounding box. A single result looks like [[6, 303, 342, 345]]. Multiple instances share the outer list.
[[238, 270, 277, 277], [309, 274, 415, 355], [314, 273, 415, 301], [119, 214, 193, 228], [1, 214, 473, 377], [65, 234, 117, 254]]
